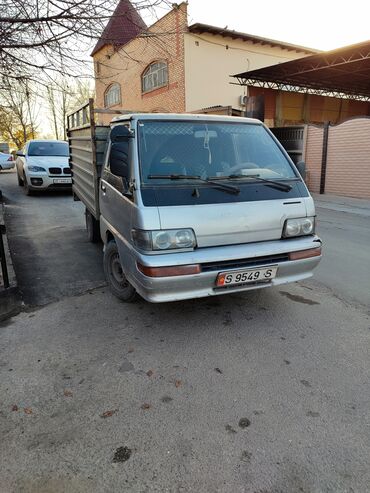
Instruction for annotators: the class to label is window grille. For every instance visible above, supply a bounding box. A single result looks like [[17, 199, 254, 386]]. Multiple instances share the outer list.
[[142, 62, 168, 93], [104, 83, 121, 107]]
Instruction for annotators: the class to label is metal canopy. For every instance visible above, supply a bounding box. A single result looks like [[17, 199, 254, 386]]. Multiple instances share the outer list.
[[233, 41, 370, 101]]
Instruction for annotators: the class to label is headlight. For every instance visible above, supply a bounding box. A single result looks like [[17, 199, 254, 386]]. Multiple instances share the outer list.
[[283, 217, 315, 238], [132, 229, 196, 251], [28, 166, 46, 172]]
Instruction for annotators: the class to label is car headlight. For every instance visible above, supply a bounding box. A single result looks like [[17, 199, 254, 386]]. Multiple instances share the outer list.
[[283, 217, 315, 238], [132, 229, 196, 251], [28, 166, 46, 172]]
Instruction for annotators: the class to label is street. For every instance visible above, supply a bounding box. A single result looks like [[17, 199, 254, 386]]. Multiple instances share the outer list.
[[0, 170, 369, 493]]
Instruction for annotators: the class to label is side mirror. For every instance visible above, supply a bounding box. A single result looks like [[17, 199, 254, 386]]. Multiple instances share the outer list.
[[296, 160, 306, 179], [109, 125, 132, 179], [16, 150, 25, 157]]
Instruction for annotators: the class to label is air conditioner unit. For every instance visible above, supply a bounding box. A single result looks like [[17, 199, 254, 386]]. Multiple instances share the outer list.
[[239, 95, 247, 106]]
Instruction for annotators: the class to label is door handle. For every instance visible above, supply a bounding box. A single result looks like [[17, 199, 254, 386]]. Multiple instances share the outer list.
[[101, 184, 106, 193]]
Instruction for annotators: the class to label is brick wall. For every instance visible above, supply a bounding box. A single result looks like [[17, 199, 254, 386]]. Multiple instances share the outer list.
[[93, 3, 187, 124]]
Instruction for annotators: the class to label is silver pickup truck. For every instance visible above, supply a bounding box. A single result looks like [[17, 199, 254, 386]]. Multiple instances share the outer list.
[[67, 100, 322, 303]]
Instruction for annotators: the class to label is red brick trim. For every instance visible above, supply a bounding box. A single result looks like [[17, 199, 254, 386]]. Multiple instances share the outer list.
[[142, 82, 178, 99]]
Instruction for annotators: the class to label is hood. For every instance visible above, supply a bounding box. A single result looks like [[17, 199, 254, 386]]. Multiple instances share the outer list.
[[157, 198, 310, 247], [26, 156, 69, 168]]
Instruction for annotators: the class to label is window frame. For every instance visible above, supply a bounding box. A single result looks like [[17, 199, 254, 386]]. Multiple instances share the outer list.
[[104, 83, 121, 108], [141, 61, 168, 95]]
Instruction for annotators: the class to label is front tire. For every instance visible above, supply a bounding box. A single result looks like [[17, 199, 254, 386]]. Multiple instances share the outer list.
[[103, 240, 137, 302], [17, 171, 24, 186], [23, 173, 34, 196]]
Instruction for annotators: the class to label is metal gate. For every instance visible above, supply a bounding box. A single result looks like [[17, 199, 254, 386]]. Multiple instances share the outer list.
[[271, 126, 306, 164]]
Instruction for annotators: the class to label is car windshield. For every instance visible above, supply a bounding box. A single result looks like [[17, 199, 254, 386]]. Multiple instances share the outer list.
[[138, 120, 297, 185], [28, 142, 69, 157]]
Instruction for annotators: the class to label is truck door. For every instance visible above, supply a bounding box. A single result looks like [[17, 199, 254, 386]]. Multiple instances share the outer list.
[[99, 125, 134, 247]]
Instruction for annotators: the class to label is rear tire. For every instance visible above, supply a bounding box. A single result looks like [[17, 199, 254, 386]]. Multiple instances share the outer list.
[[103, 240, 137, 302], [85, 208, 100, 243]]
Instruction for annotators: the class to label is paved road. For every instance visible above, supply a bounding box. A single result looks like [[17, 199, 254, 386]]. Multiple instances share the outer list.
[[0, 170, 369, 493], [314, 195, 370, 308], [0, 170, 105, 306]]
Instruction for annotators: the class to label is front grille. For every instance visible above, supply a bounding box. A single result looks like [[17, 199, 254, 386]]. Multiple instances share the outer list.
[[201, 253, 289, 273], [63, 167, 72, 175], [49, 167, 61, 175]]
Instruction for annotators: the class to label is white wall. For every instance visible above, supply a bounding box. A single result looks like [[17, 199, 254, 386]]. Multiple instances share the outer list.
[[184, 32, 308, 112]]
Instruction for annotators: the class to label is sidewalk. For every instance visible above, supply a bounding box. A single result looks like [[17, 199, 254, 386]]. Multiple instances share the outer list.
[[312, 193, 370, 217]]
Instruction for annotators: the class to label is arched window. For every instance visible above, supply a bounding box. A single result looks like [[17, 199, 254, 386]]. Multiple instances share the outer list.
[[142, 61, 168, 93], [104, 83, 121, 107]]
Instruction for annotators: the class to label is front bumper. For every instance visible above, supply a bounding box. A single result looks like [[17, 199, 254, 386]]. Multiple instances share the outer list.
[[125, 235, 322, 303], [26, 173, 72, 190]]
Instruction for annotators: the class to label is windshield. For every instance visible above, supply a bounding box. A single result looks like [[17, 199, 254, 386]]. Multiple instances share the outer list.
[[138, 121, 297, 185], [28, 142, 69, 157]]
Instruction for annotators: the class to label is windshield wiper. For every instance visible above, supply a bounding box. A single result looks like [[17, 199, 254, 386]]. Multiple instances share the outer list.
[[209, 174, 292, 192], [147, 174, 240, 195]]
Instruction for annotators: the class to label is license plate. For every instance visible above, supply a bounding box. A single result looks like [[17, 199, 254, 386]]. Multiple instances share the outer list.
[[53, 178, 71, 184], [216, 266, 278, 287]]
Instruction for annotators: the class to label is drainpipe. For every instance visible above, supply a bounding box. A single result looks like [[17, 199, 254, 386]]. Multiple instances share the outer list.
[[320, 121, 330, 194]]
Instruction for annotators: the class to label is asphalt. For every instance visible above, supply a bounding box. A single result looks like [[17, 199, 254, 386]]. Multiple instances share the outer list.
[[0, 171, 369, 493], [313, 193, 370, 308], [0, 170, 105, 306]]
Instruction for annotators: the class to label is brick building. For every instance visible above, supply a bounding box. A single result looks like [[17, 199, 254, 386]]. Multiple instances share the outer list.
[[92, 1, 315, 123]]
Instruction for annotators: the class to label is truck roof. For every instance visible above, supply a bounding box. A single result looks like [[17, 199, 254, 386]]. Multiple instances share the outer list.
[[111, 113, 262, 125]]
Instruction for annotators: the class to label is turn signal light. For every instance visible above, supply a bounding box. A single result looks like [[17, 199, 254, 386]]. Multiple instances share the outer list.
[[289, 247, 322, 261], [137, 263, 201, 278]]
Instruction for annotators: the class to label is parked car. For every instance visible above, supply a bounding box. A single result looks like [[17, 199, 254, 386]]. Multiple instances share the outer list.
[[67, 101, 322, 303], [15, 140, 71, 195], [0, 152, 15, 171]]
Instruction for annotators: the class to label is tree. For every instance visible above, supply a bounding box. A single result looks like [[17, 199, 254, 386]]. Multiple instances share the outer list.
[[0, 107, 36, 149], [0, 78, 38, 148], [46, 78, 94, 140], [0, 0, 172, 85]]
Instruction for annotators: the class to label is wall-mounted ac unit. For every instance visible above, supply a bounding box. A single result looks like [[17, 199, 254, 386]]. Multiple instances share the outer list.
[[239, 95, 247, 106]]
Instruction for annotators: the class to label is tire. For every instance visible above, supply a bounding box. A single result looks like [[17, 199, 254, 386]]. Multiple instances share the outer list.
[[85, 208, 101, 243], [23, 173, 34, 196], [17, 171, 24, 186], [103, 240, 137, 302]]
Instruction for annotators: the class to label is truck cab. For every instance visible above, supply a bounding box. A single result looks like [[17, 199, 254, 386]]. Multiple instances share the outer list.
[[68, 105, 321, 303]]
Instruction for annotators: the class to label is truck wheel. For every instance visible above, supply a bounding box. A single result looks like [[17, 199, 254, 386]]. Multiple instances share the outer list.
[[104, 240, 137, 302], [85, 208, 100, 243]]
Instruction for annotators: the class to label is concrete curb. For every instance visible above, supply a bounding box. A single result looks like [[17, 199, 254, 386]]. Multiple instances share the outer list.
[[0, 192, 22, 321]]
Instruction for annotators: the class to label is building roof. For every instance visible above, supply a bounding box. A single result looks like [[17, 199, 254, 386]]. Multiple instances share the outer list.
[[188, 23, 318, 55], [91, 0, 147, 56], [233, 40, 370, 100]]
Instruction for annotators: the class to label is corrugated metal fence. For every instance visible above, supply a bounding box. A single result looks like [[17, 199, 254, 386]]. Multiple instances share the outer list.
[[303, 117, 370, 199]]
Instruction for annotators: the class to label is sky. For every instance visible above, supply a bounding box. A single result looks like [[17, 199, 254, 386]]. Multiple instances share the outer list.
[[182, 0, 370, 51]]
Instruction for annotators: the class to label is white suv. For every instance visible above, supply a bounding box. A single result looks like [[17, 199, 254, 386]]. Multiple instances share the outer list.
[[15, 140, 71, 195]]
